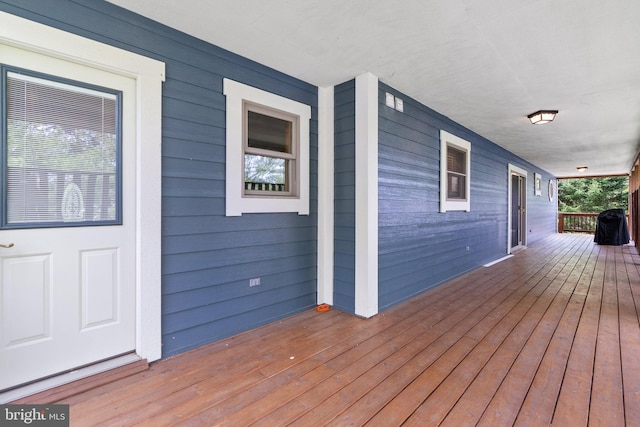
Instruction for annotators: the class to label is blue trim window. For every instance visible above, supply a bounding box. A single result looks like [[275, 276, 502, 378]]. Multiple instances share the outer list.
[[1, 66, 122, 228]]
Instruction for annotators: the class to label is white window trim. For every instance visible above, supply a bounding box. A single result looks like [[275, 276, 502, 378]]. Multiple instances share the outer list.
[[224, 78, 311, 216], [440, 130, 471, 212]]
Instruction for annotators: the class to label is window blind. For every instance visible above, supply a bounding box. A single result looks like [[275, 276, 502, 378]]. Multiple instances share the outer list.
[[5, 71, 119, 225]]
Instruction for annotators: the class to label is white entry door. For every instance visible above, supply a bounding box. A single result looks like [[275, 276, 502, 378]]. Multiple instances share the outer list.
[[0, 45, 137, 390]]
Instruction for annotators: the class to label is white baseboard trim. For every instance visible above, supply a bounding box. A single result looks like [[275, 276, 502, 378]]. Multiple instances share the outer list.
[[0, 353, 141, 403], [483, 254, 514, 267]]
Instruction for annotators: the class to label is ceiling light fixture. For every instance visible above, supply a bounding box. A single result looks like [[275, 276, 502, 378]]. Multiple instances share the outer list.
[[527, 110, 558, 125], [576, 166, 588, 172]]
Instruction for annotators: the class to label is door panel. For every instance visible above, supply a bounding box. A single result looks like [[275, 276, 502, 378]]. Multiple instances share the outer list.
[[511, 175, 520, 247], [510, 174, 526, 249], [0, 229, 135, 389], [2, 254, 51, 347], [0, 45, 136, 390], [81, 248, 119, 330]]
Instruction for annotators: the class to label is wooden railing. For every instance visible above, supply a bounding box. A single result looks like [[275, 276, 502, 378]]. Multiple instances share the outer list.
[[7, 166, 116, 223], [558, 212, 630, 234], [244, 181, 286, 192]]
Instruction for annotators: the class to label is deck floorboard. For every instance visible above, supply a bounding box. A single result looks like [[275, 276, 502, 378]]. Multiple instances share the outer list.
[[40, 234, 640, 426]]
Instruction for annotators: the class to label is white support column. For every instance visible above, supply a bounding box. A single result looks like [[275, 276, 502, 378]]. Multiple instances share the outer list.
[[317, 86, 334, 305], [354, 73, 379, 318]]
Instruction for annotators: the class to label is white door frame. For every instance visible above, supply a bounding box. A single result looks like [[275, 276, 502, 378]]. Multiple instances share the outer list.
[[0, 12, 165, 363], [508, 164, 528, 254]]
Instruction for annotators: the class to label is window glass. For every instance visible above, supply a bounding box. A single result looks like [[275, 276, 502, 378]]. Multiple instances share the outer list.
[[440, 130, 471, 212], [4, 69, 121, 226], [247, 111, 292, 153], [447, 146, 467, 200], [244, 154, 287, 191], [244, 105, 297, 196], [223, 78, 310, 216]]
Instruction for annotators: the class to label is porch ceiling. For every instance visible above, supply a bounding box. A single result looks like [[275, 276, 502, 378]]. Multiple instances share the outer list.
[[108, 0, 640, 178]]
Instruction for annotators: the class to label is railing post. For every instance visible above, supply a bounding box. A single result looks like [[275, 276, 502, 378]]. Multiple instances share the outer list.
[[558, 213, 564, 233]]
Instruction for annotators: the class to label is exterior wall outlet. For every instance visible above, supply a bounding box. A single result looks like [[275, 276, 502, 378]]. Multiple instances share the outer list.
[[385, 92, 404, 112], [385, 92, 395, 108], [395, 97, 404, 112], [249, 277, 261, 287]]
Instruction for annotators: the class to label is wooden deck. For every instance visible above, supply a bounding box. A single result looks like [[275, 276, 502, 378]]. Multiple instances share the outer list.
[[51, 233, 640, 425]]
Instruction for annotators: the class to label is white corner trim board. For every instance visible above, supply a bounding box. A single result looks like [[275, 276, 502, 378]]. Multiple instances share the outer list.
[[317, 85, 335, 305], [354, 72, 379, 318]]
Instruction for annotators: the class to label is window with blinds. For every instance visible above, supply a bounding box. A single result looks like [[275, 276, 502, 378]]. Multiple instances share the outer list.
[[447, 145, 467, 200], [439, 130, 471, 212], [3, 68, 121, 227]]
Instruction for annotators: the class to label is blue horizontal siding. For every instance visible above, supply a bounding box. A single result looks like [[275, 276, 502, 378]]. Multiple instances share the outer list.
[[333, 79, 356, 314], [163, 254, 316, 295], [378, 81, 556, 311], [0, 0, 318, 357], [163, 294, 316, 355]]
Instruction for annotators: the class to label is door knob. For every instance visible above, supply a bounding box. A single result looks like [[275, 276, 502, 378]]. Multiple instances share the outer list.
[[0, 243, 14, 248]]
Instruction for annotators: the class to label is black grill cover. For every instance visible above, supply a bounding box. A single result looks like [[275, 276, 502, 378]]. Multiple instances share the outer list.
[[594, 208, 630, 245]]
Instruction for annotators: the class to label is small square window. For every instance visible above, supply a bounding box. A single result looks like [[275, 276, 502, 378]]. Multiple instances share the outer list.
[[440, 130, 471, 212], [244, 106, 298, 196], [223, 78, 311, 216]]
